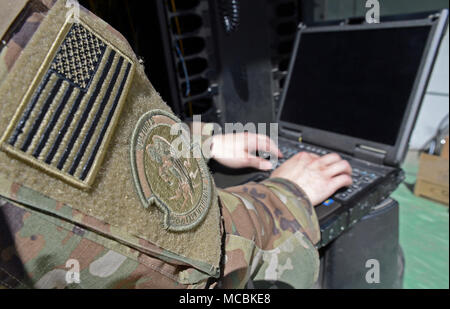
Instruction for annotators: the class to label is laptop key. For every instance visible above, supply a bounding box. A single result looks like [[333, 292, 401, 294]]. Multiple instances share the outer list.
[[336, 193, 348, 200]]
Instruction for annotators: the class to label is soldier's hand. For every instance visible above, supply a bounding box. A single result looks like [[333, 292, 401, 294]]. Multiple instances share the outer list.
[[271, 152, 353, 206], [210, 132, 282, 170]]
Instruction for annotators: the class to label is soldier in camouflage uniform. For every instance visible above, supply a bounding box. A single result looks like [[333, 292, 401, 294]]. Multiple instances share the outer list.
[[0, 0, 352, 289]]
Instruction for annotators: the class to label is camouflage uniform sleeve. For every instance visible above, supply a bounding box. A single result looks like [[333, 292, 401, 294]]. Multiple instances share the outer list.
[[0, 0, 217, 289], [217, 178, 321, 289], [0, 196, 204, 289]]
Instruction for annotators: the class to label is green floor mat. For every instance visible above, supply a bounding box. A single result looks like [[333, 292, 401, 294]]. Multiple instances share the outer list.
[[392, 151, 449, 289]]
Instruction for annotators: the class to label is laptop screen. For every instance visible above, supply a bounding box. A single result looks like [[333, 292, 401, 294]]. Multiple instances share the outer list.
[[279, 25, 432, 146]]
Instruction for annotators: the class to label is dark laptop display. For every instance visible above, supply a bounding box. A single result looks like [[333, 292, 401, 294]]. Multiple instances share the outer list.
[[280, 26, 431, 147], [272, 11, 448, 247], [278, 12, 448, 168]]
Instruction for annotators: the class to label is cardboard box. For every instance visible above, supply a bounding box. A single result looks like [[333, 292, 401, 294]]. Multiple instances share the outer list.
[[441, 136, 449, 160], [415, 153, 449, 205]]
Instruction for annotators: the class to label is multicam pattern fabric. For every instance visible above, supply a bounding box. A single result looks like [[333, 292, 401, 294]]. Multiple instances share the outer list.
[[1, 0, 222, 279], [0, 196, 190, 289], [0, 0, 57, 84], [216, 179, 320, 289], [0, 178, 319, 289], [0, 0, 321, 289]]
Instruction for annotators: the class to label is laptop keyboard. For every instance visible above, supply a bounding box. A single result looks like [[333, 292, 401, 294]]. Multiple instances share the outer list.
[[270, 141, 381, 202]]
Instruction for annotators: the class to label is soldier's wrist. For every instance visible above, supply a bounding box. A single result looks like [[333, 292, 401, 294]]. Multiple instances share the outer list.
[[264, 177, 313, 207]]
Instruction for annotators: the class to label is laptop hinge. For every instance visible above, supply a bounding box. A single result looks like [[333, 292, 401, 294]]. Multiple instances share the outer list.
[[280, 127, 303, 142], [354, 145, 386, 165]]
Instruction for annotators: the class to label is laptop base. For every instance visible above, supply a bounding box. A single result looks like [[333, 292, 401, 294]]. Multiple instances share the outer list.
[[317, 198, 404, 289]]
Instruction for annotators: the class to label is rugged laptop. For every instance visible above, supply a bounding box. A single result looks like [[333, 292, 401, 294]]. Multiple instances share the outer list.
[[268, 10, 448, 247]]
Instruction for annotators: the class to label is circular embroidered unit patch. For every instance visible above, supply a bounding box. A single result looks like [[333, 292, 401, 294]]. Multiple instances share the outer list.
[[130, 110, 212, 231]]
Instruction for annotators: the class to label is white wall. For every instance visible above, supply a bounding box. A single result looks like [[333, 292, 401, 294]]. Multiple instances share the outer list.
[[410, 27, 449, 150]]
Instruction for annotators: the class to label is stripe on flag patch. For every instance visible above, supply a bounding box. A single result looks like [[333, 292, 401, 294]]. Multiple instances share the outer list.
[[0, 20, 134, 189]]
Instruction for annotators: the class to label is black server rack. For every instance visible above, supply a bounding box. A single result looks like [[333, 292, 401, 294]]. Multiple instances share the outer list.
[[156, 0, 302, 125]]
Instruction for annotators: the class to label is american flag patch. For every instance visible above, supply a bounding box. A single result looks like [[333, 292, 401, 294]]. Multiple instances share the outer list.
[[1, 21, 134, 189]]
